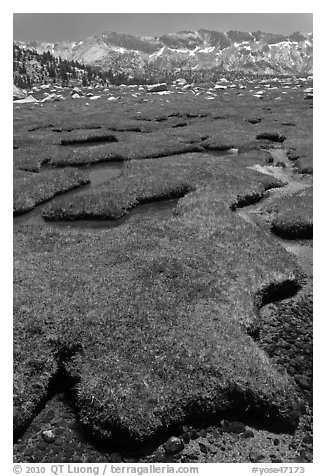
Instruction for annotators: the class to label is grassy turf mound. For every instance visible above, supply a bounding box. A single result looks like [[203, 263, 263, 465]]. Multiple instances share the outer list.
[[270, 189, 313, 239], [47, 131, 205, 167], [294, 157, 313, 175], [14, 157, 304, 445], [42, 154, 283, 221], [13, 168, 89, 215]]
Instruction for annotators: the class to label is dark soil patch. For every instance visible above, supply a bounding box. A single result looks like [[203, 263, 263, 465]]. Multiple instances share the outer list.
[[61, 134, 118, 146], [256, 132, 286, 143]]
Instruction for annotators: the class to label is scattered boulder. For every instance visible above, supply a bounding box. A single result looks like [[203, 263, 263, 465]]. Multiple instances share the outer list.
[[198, 442, 208, 454], [175, 78, 187, 86], [164, 436, 184, 454], [14, 95, 38, 104], [41, 93, 61, 103], [189, 429, 199, 440], [249, 450, 266, 463], [41, 429, 56, 443], [182, 433, 190, 444], [71, 93, 81, 99], [109, 452, 122, 463], [220, 420, 246, 434], [147, 83, 168, 93], [13, 85, 27, 101], [242, 429, 255, 438]]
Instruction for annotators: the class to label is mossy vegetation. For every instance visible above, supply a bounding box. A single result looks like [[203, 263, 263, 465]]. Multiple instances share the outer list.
[[42, 153, 283, 221], [13, 83, 313, 453], [14, 168, 89, 215], [14, 154, 304, 445], [270, 188, 313, 239]]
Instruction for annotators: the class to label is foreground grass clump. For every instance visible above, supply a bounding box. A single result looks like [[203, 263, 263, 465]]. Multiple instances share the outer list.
[[14, 154, 305, 446], [13, 168, 89, 215], [270, 188, 313, 239], [42, 153, 283, 221]]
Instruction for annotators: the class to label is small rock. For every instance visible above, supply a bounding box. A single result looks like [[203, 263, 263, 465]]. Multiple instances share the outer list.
[[152, 447, 166, 462], [199, 429, 207, 438], [271, 457, 283, 463], [182, 433, 190, 444], [242, 429, 254, 439], [212, 428, 220, 438], [178, 425, 189, 435], [221, 420, 246, 434], [295, 376, 310, 390], [42, 409, 55, 423], [189, 429, 199, 440], [147, 83, 168, 93], [37, 441, 49, 450], [303, 434, 313, 445], [198, 442, 208, 454], [249, 451, 266, 463], [41, 430, 56, 443], [273, 438, 280, 446], [304, 451, 313, 462], [164, 436, 184, 455], [110, 452, 122, 463], [24, 448, 34, 456], [186, 454, 199, 461]]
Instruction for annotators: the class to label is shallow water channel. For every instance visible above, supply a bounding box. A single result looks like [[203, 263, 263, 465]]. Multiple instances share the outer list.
[[14, 151, 313, 279], [236, 154, 313, 278], [14, 161, 179, 230]]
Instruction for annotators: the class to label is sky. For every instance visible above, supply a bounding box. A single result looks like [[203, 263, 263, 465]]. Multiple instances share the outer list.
[[13, 13, 313, 43]]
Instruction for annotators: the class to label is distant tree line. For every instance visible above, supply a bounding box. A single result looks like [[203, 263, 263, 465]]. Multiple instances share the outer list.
[[13, 43, 297, 90]]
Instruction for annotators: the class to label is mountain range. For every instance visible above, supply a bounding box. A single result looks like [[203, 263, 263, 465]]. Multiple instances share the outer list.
[[14, 29, 313, 77]]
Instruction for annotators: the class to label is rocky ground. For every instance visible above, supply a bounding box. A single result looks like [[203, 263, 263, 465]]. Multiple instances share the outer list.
[[13, 393, 312, 464]]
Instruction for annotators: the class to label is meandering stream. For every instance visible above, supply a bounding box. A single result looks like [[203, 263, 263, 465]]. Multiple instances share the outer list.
[[236, 149, 313, 278], [14, 149, 313, 278], [14, 161, 179, 230]]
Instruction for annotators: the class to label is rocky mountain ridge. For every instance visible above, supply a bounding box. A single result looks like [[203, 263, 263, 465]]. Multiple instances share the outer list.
[[15, 29, 313, 76]]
